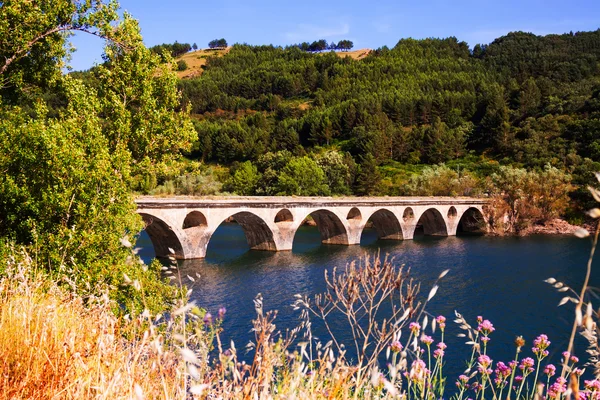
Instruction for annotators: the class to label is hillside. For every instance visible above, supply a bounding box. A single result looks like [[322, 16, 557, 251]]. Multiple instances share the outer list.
[[168, 31, 600, 209], [174, 47, 371, 78], [175, 47, 232, 78]]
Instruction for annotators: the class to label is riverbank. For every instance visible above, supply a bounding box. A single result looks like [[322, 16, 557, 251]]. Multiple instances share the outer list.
[[519, 218, 581, 235]]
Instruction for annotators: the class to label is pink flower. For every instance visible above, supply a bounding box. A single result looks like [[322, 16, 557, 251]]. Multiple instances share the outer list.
[[409, 359, 430, 383], [571, 355, 580, 363], [478, 320, 495, 335], [520, 357, 535, 370], [434, 349, 444, 359], [585, 379, 600, 391], [420, 335, 434, 345], [410, 322, 421, 335], [478, 354, 492, 367], [548, 377, 567, 398], [436, 315, 446, 330], [437, 342, 447, 350], [495, 362, 511, 378], [481, 336, 491, 344], [544, 364, 556, 377], [390, 340, 403, 353], [532, 334, 551, 359]]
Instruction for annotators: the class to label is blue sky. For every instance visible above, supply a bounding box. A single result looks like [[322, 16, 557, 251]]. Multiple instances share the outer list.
[[68, 0, 600, 71]]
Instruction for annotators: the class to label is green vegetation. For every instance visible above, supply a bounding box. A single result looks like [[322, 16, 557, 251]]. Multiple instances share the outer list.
[[0, 0, 195, 313], [208, 38, 228, 49], [162, 31, 600, 224], [177, 59, 188, 71], [149, 41, 192, 58]]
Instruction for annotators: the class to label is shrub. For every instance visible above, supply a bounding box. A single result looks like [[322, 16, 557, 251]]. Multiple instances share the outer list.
[[487, 165, 573, 233], [403, 164, 482, 196], [177, 59, 188, 71]]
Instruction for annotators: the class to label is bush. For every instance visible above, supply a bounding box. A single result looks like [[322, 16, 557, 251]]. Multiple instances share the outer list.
[[487, 164, 573, 233], [177, 59, 188, 71], [403, 164, 482, 196]]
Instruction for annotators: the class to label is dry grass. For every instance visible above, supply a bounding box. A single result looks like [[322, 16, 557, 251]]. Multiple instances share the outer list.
[[334, 48, 372, 60], [174, 47, 231, 79], [0, 254, 185, 400]]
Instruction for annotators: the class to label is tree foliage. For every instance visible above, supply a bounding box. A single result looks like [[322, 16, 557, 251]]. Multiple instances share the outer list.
[[0, 1, 194, 313]]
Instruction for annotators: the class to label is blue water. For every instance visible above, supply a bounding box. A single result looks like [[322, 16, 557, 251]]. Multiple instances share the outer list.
[[137, 224, 599, 381]]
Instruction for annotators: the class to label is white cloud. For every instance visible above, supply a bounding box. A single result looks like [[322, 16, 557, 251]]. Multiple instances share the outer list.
[[284, 22, 350, 41]]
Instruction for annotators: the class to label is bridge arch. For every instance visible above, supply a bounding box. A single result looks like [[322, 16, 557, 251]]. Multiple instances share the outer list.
[[457, 207, 487, 235], [347, 207, 362, 221], [415, 208, 448, 237], [403, 207, 415, 222], [183, 211, 207, 229], [363, 209, 403, 240], [274, 208, 294, 224], [209, 211, 278, 251], [140, 213, 185, 259], [296, 209, 349, 245]]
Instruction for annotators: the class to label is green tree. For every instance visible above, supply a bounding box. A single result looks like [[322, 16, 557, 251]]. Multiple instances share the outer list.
[[275, 157, 330, 196], [354, 154, 381, 196], [0, 1, 191, 313], [315, 151, 353, 195], [224, 161, 261, 195]]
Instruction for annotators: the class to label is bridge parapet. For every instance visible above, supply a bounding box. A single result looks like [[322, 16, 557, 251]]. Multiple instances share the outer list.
[[135, 196, 489, 259]]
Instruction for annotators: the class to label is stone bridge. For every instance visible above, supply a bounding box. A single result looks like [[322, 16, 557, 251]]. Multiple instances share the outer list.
[[136, 196, 489, 259]]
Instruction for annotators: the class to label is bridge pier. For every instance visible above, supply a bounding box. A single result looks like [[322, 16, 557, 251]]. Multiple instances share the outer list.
[[136, 197, 488, 260]]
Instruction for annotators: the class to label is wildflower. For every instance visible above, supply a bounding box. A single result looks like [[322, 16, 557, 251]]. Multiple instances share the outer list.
[[420, 335, 434, 345], [548, 377, 567, 399], [519, 357, 535, 374], [509, 360, 518, 370], [478, 354, 493, 375], [436, 315, 446, 330], [459, 374, 470, 384], [437, 342, 447, 350], [515, 375, 524, 383], [409, 322, 421, 335], [477, 316, 483, 324], [409, 359, 430, 384], [571, 355, 580, 363], [495, 361, 511, 378], [433, 349, 444, 359], [478, 354, 492, 368], [574, 368, 584, 376], [203, 312, 212, 326], [562, 351, 570, 360], [481, 336, 491, 344], [515, 336, 525, 349], [585, 379, 600, 392], [493, 364, 511, 388], [544, 364, 556, 377], [532, 334, 551, 359], [218, 307, 227, 319], [478, 319, 495, 335], [390, 341, 403, 353]]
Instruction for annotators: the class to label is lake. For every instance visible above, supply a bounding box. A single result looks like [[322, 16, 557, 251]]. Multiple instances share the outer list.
[[137, 224, 598, 381]]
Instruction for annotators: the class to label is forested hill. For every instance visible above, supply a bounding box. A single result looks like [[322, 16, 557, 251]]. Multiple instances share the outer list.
[[169, 30, 599, 206]]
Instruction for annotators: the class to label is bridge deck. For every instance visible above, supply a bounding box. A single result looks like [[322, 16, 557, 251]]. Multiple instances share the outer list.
[[136, 196, 489, 208]]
